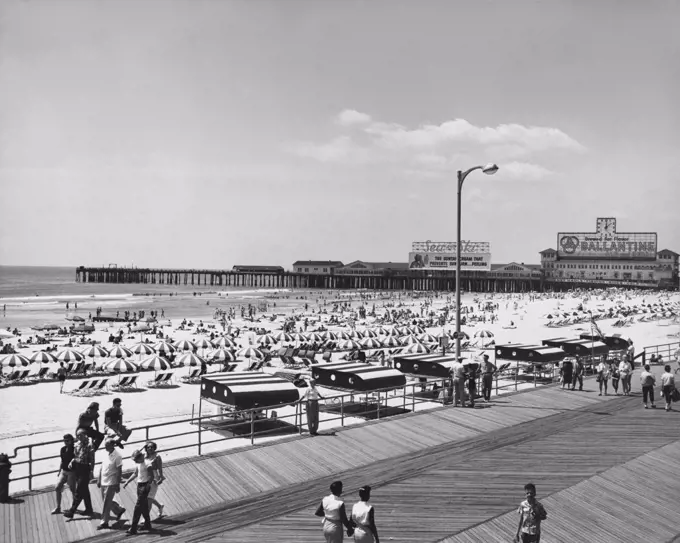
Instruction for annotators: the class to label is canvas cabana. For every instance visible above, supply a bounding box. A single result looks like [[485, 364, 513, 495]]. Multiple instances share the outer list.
[[310, 361, 406, 392], [578, 333, 632, 352], [541, 338, 610, 357], [495, 344, 567, 363], [392, 353, 462, 378], [200, 372, 301, 411]]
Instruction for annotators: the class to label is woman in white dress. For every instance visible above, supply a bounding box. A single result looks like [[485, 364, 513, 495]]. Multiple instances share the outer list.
[[596, 359, 610, 396], [315, 480, 354, 543], [351, 486, 380, 543]]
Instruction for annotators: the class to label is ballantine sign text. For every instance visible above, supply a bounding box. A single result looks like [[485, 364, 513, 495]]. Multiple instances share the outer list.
[[557, 218, 657, 260]]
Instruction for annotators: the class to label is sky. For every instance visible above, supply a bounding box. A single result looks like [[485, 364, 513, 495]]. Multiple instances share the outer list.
[[1, 0, 678, 269]]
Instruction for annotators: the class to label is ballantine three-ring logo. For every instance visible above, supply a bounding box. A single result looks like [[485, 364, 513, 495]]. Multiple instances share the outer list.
[[560, 236, 580, 254]]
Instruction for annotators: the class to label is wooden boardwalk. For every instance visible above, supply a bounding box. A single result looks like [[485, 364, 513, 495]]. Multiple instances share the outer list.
[[2, 372, 680, 543]]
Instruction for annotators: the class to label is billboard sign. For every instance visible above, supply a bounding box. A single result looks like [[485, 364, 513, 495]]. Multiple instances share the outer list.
[[409, 241, 491, 271], [557, 218, 657, 260]]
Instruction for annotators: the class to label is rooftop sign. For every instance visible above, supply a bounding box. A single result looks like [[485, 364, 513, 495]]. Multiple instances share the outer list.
[[557, 218, 657, 260]]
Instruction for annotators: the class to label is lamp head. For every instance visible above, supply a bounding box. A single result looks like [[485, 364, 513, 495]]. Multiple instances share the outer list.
[[482, 163, 499, 175]]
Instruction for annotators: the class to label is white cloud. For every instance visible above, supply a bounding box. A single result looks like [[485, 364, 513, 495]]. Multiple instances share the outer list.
[[287, 111, 585, 178], [336, 109, 372, 126], [503, 161, 554, 181]]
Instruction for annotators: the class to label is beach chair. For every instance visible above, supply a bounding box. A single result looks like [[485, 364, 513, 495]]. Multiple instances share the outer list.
[[15, 369, 33, 383], [147, 373, 166, 388], [113, 375, 138, 390], [181, 369, 200, 383], [225, 364, 237, 373], [91, 378, 109, 395], [31, 367, 50, 381], [157, 372, 174, 387], [3, 371, 20, 384], [70, 379, 97, 396]]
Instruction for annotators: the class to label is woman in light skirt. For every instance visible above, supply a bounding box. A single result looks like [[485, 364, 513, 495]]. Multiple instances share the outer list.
[[315, 480, 354, 543], [351, 486, 380, 543]]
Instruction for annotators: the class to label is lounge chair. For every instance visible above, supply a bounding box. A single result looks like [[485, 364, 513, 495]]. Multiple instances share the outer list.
[[112, 375, 138, 390], [181, 369, 200, 383], [3, 370, 20, 384], [31, 367, 50, 381], [156, 372, 174, 387], [91, 378, 109, 395], [147, 373, 167, 387], [70, 379, 97, 396]]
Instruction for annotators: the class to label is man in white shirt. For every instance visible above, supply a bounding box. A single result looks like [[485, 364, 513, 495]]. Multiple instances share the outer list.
[[449, 358, 466, 407], [300, 379, 325, 436], [618, 358, 632, 395], [639, 364, 657, 409], [97, 439, 125, 529]]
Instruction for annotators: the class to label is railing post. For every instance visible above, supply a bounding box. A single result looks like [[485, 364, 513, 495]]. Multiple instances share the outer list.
[[250, 410, 255, 445], [297, 402, 302, 435], [145, 427, 149, 443], [340, 395, 344, 427], [412, 383, 415, 412], [198, 413, 202, 455], [28, 446, 33, 491], [376, 391, 380, 420], [534, 365, 537, 387], [514, 363, 518, 391]]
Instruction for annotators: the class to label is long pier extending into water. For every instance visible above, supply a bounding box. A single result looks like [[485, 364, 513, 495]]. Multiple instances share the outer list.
[[75, 266, 661, 292]]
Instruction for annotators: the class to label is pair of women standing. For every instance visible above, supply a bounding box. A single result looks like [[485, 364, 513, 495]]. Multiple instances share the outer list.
[[316, 481, 380, 543]]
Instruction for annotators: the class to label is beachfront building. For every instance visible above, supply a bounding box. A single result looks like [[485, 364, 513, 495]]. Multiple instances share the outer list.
[[291, 260, 344, 275], [540, 218, 679, 290]]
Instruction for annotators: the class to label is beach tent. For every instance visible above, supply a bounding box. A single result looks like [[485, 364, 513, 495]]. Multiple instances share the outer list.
[[494, 344, 567, 363], [578, 333, 632, 351], [392, 353, 463, 378], [541, 338, 609, 357], [310, 361, 406, 392], [200, 372, 301, 410]]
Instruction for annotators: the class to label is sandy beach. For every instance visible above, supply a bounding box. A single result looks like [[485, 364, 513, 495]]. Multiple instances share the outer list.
[[1, 287, 679, 492]]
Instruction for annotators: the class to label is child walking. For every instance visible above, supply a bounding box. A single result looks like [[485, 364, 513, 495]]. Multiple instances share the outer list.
[[515, 483, 547, 543]]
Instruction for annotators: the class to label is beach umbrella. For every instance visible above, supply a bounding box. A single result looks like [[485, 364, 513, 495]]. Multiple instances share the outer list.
[[400, 342, 430, 355], [290, 333, 307, 342], [305, 332, 324, 343], [67, 316, 85, 322], [29, 351, 57, 364], [131, 343, 155, 356], [194, 337, 213, 350], [209, 348, 236, 363], [139, 355, 172, 372], [176, 352, 207, 367], [400, 335, 420, 346], [42, 324, 61, 331], [271, 331, 294, 343], [54, 348, 84, 363], [348, 330, 363, 340], [212, 336, 237, 349], [337, 339, 361, 351], [359, 337, 382, 349], [103, 359, 139, 373], [1, 354, 31, 368], [109, 345, 133, 359], [321, 331, 338, 341], [360, 329, 378, 338], [0, 330, 14, 339], [335, 331, 353, 341], [154, 341, 176, 355], [131, 323, 152, 333], [450, 330, 470, 340], [235, 346, 264, 360], [381, 336, 402, 348], [418, 332, 438, 344], [174, 339, 197, 352], [381, 327, 400, 337], [257, 334, 277, 346], [409, 325, 425, 334], [81, 345, 109, 358], [474, 329, 495, 338]]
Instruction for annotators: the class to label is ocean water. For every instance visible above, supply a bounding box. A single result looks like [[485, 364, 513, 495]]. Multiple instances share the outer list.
[[0, 266, 303, 330]]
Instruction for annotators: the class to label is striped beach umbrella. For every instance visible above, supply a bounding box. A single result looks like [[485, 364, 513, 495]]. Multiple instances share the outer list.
[[176, 352, 206, 367], [337, 339, 361, 351], [28, 351, 57, 364], [359, 337, 382, 349], [131, 343, 155, 356], [174, 339, 197, 352], [335, 331, 352, 340], [396, 326, 411, 336], [209, 348, 236, 363], [212, 336, 237, 349], [139, 355, 172, 372], [381, 336, 402, 348], [257, 334, 277, 346], [381, 327, 400, 337], [400, 335, 420, 346], [194, 338, 213, 350], [271, 331, 294, 343], [305, 332, 324, 343], [290, 333, 307, 343], [409, 325, 425, 335], [360, 328, 378, 338], [109, 345, 133, 359], [418, 332, 438, 344], [103, 358, 139, 373], [449, 330, 471, 341], [235, 346, 264, 360], [474, 329, 495, 338], [54, 348, 84, 363], [401, 342, 430, 355], [81, 345, 109, 358], [154, 341, 176, 355], [348, 330, 363, 340], [321, 331, 337, 341], [1, 353, 31, 368]]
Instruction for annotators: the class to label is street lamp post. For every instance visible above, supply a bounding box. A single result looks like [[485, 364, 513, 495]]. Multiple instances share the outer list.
[[454, 164, 499, 362]]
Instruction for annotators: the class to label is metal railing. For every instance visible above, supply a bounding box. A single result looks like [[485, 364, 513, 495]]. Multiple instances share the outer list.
[[643, 341, 679, 362]]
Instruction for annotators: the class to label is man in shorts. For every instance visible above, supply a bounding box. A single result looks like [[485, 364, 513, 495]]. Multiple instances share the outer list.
[[51, 434, 76, 514], [57, 363, 68, 394]]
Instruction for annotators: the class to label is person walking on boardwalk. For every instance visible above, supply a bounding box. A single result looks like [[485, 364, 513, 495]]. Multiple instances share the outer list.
[[96, 438, 125, 530], [51, 434, 76, 514], [449, 358, 466, 407], [660, 364, 675, 412], [63, 429, 95, 518], [596, 359, 610, 396], [123, 449, 157, 535], [144, 442, 166, 519], [465, 362, 478, 408], [300, 379, 325, 436], [315, 480, 354, 543], [640, 364, 657, 409], [619, 358, 633, 395], [515, 483, 547, 543], [571, 358, 584, 391], [351, 485, 380, 543], [57, 362, 68, 394], [480, 354, 496, 402], [609, 359, 621, 395]]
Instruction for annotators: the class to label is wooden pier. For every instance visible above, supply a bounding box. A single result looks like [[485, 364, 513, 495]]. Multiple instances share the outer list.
[[3, 372, 680, 543]]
